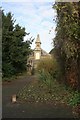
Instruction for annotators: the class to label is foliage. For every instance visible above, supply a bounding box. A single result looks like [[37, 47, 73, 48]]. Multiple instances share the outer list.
[[2, 10, 33, 78], [37, 57, 59, 79], [38, 69, 53, 93], [52, 2, 80, 90], [68, 91, 80, 106], [37, 57, 59, 92]]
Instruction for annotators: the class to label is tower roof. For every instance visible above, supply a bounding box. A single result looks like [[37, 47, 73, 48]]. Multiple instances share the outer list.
[[35, 34, 41, 44]]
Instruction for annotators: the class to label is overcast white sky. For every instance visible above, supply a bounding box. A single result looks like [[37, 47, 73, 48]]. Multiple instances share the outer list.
[[2, 0, 57, 53]]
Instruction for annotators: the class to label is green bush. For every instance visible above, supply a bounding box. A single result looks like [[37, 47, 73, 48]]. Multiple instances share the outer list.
[[38, 69, 53, 93], [37, 56, 59, 93], [68, 91, 80, 106], [2, 62, 16, 78], [37, 56, 59, 79]]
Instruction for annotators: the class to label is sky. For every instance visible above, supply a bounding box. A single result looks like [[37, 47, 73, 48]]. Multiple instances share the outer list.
[[1, 0, 57, 53]]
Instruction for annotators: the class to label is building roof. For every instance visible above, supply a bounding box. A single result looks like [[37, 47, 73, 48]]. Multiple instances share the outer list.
[[41, 49, 50, 56]]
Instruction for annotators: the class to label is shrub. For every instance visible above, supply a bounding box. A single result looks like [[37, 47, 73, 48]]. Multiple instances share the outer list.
[[37, 56, 59, 93], [38, 69, 53, 93], [2, 62, 16, 78], [37, 56, 59, 79], [68, 91, 80, 106]]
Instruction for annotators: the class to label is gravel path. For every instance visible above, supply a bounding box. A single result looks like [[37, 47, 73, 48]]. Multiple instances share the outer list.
[[2, 75, 74, 118]]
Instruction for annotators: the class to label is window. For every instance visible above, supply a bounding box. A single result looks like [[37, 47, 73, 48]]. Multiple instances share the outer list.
[[35, 52, 40, 59]]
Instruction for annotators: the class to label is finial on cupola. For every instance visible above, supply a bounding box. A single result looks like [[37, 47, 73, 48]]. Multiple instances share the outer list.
[[35, 34, 41, 44]]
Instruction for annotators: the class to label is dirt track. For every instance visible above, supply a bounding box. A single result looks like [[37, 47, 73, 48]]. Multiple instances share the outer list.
[[2, 75, 74, 118]]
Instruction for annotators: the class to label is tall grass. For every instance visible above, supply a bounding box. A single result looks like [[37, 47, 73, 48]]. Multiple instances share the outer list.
[[37, 56, 59, 93]]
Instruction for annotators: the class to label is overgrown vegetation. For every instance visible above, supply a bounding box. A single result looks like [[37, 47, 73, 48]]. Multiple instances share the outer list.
[[37, 57, 59, 78], [52, 2, 80, 91], [51, 2, 80, 116], [68, 90, 80, 106], [37, 57, 59, 92], [38, 70, 53, 93], [36, 56, 80, 109], [2, 10, 33, 78]]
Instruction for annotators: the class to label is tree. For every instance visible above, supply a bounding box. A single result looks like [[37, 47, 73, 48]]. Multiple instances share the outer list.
[[2, 11, 15, 77], [2, 10, 33, 78]]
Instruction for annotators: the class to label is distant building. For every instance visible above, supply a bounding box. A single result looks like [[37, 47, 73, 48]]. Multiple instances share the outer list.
[[27, 34, 51, 70]]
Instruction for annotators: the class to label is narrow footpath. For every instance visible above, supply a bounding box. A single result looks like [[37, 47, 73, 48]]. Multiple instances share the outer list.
[[2, 75, 74, 118]]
